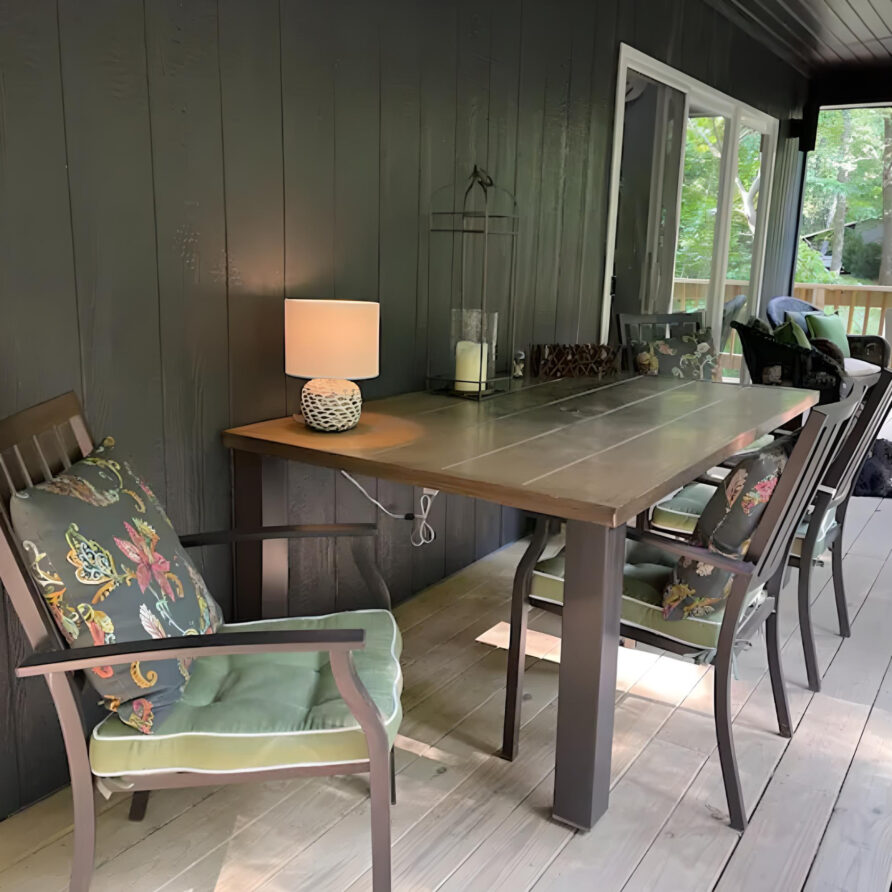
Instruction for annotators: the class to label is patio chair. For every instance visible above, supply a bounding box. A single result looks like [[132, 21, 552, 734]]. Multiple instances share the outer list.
[[0, 393, 400, 892], [616, 311, 704, 371], [731, 319, 851, 404], [652, 370, 892, 693], [501, 389, 860, 831], [765, 296, 891, 369]]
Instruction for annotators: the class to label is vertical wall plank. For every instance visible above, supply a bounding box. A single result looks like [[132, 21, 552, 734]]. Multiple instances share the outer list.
[[554, 0, 597, 342], [219, 0, 285, 426], [144, 0, 231, 611], [281, 0, 338, 612], [59, 0, 165, 487], [0, 0, 85, 816]]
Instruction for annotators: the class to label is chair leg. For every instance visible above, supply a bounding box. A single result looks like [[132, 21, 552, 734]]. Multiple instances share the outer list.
[[369, 745, 392, 892], [502, 516, 551, 761], [796, 548, 822, 693], [390, 747, 396, 805], [502, 582, 529, 762], [714, 578, 749, 832], [831, 525, 851, 638], [798, 537, 821, 691], [69, 765, 96, 892], [128, 790, 150, 822], [765, 573, 792, 738]]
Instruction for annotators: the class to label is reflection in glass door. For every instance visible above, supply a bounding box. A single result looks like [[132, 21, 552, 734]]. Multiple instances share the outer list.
[[672, 111, 728, 317]]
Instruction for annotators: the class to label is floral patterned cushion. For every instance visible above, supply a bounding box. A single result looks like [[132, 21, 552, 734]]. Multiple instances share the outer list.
[[662, 436, 795, 621], [633, 330, 717, 380], [10, 437, 223, 734]]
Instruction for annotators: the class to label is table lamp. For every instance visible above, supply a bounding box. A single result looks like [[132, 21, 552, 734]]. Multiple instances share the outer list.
[[285, 299, 380, 432]]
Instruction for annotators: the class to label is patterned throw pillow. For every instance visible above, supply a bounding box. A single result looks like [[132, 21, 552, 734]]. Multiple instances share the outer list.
[[10, 438, 223, 733], [662, 436, 795, 621], [633, 330, 717, 380]]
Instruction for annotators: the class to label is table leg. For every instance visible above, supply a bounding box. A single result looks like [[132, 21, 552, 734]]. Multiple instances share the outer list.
[[232, 451, 288, 621], [552, 519, 624, 830]]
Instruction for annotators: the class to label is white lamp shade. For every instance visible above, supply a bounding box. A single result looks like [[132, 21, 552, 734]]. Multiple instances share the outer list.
[[285, 299, 380, 380]]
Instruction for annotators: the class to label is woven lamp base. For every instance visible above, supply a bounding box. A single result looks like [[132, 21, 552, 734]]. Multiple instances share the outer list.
[[299, 378, 362, 432]]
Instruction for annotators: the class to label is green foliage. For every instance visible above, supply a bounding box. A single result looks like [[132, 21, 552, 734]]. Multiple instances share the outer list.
[[795, 241, 835, 284], [675, 119, 762, 282], [842, 230, 881, 279], [801, 109, 884, 239]]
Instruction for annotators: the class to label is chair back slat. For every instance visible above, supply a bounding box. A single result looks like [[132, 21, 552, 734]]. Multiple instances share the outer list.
[[0, 392, 94, 654], [53, 427, 73, 470], [32, 434, 55, 483], [12, 445, 33, 488], [748, 389, 860, 581]]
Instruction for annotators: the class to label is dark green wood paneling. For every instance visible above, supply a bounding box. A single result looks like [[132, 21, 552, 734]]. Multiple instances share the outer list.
[[144, 0, 232, 610], [59, 0, 165, 487], [219, 0, 286, 427], [0, 0, 84, 816], [0, 0, 809, 818]]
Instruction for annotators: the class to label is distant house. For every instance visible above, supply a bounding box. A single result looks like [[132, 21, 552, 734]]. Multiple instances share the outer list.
[[802, 217, 883, 269]]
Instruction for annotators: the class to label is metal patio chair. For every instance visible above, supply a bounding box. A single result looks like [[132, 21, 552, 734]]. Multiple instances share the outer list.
[[616, 311, 704, 370], [0, 393, 399, 892], [649, 370, 892, 692], [501, 389, 860, 832]]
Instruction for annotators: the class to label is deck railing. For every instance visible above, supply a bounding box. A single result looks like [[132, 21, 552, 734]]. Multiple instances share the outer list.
[[670, 278, 892, 337]]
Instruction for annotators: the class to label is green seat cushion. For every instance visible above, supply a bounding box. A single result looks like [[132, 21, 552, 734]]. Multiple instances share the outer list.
[[652, 482, 837, 559], [806, 312, 851, 358], [651, 483, 717, 534], [90, 610, 402, 776], [10, 437, 223, 734], [530, 542, 764, 651], [774, 319, 811, 349]]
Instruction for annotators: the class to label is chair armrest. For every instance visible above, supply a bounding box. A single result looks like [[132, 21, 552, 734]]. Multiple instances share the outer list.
[[626, 527, 755, 576], [848, 334, 890, 367], [16, 629, 366, 678], [179, 523, 377, 548]]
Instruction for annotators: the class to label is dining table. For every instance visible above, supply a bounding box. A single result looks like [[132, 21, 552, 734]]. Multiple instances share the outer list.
[[222, 374, 817, 831]]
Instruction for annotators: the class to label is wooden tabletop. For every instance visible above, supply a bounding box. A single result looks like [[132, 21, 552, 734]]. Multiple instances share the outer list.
[[223, 376, 818, 528]]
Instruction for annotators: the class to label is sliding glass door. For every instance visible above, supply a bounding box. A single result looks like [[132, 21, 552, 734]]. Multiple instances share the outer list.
[[603, 46, 778, 383]]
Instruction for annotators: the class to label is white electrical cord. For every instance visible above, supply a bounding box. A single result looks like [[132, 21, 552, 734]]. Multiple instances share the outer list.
[[340, 470, 438, 547], [411, 489, 437, 547]]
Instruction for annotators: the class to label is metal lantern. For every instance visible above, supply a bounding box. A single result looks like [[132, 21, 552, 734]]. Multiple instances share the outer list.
[[426, 166, 518, 399]]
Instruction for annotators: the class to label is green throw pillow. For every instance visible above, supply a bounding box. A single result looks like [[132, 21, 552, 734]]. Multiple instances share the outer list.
[[633, 330, 717, 380], [806, 312, 850, 358], [11, 437, 223, 734], [662, 436, 794, 621], [773, 319, 811, 349]]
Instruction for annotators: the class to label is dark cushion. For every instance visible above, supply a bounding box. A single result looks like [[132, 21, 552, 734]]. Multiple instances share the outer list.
[[784, 309, 809, 333], [662, 436, 794, 621], [774, 319, 810, 349], [11, 437, 223, 733], [811, 337, 846, 369], [806, 312, 851, 358], [632, 330, 716, 380], [746, 315, 773, 337]]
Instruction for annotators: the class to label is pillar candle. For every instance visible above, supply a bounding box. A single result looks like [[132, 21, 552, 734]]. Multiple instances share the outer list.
[[454, 340, 488, 392]]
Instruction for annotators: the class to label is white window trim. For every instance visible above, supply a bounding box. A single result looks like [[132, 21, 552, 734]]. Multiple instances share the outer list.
[[600, 44, 779, 344]]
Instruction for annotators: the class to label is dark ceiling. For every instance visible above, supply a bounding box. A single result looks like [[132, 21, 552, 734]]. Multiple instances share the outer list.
[[707, 0, 892, 74]]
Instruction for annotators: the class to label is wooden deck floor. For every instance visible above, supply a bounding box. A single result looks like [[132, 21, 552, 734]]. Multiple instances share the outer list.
[[2, 496, 892, 891]]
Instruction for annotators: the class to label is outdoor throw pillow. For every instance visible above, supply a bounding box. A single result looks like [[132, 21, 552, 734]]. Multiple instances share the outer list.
[[662, 435, 794, 621], [633, 330, 717, 380], [773, 319, 811, 349], [10, 437, 223, 733], [806, 311, 851, 358]]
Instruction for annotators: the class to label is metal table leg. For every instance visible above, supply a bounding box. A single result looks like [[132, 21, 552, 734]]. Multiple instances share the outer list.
[[552, 519, 624, 830]]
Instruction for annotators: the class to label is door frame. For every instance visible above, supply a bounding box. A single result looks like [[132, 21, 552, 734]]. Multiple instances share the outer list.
[[601, 44, 779, 344]]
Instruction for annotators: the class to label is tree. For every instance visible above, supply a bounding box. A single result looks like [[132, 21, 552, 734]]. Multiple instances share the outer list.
[[829, 109, 852, 274], [881, 110, 892, 285]]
